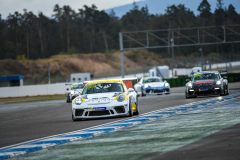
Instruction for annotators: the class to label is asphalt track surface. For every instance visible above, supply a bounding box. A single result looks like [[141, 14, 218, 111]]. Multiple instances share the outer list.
[[0, 82, 240, 152]]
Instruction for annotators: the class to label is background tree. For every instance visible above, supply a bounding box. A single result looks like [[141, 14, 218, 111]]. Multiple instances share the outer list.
[[197, 0, 212, 26], [0, 0, 239, 60]]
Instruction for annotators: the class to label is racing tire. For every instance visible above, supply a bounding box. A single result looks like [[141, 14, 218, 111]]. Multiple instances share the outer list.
[[72, 113, 82, 121], [128, 99, 133, 117], [220, 87, 225, 96], [66, 96, 70, 103], [185, 91, 190, 99], [141, 88, 146, 97], [226, 85, 229, 95], [165, 90, 170, 95], [134, 96, 140, 115]]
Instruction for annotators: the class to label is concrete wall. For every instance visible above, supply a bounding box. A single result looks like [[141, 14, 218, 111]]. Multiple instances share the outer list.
[[0, 83, 68, 98]]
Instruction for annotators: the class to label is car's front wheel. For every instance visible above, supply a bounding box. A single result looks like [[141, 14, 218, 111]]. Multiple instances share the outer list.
[[141, 88, 146, 97], [134, 96, 140, 115], [226, 85, 229, 95], [128, 100, 133, 117], [185, 90, 190, 99], [66, 95, 71, 103], [72, 113, 82, 121], [220, 87, 225, 96]]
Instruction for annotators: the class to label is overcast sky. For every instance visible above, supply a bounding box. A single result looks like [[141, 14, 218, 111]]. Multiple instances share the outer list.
[[0, 0, 141, 19]]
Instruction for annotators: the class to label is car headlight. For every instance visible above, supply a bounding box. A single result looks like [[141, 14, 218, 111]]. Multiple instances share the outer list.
[[216, 80, 221, 85], [188, 83, 192, 87], [75, 98, 82, 105], [144, 84, 149, 88], [71, 91, 74, 94], [117, 95, 125, 102], [165, 83, 169, 87]]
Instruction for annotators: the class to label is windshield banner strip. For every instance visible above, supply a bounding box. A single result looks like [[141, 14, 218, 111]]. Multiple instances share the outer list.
[[194, 74, 202, 77]]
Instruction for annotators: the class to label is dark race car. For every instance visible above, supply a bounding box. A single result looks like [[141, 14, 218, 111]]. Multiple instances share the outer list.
[[185, 71, 229, 98]]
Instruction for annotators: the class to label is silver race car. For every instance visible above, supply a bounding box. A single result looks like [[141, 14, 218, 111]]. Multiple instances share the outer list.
[[185, 71, 229, 98]]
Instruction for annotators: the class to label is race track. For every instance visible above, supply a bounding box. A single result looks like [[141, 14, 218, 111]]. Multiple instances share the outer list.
[[0, 82, 240, 159]]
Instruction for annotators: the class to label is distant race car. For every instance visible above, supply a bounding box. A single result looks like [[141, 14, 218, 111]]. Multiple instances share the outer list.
[[71, 80, 139, 121], [134, 77, 170, 96], [185, 71, 229, 98], [66, 83, 85, 103]]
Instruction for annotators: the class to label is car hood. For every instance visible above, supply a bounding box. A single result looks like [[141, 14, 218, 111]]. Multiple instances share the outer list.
[[146, 82, 165, 87], [192, 80, 217, 89], [81, 92, 123, 104], [192, 80, 216, 85]]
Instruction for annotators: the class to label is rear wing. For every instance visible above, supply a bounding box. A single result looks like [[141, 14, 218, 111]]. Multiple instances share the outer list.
[[218, 70, 228, 75]]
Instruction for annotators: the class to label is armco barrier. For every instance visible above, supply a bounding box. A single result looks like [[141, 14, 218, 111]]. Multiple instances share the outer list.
[[163, 73, 240, 87]]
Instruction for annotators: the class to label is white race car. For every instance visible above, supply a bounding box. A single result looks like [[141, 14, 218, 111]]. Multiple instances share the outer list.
[[66, 83, 85, 103], [134, 77, 170, 96], [72, 80, 139, 121]]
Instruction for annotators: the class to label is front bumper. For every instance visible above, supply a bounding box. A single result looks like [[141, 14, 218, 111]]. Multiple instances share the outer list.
[[143, 87, 170, 95], [72, 101, 129, 119], [187, 87, 221, 96]]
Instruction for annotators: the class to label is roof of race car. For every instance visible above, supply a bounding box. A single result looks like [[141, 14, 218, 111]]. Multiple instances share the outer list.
[[87, 80, 122, 84], [194, 71, 219, 75], [142, 77, 162, 79], [72, 83, 84, 85], [84, 78, 137, 83]]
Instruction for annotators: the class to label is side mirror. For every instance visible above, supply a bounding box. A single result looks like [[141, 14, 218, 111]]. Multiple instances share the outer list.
[[128, 88, 134, 92], [186, 79, 190, 82], [164, 80, 167, 83], [66, 88, 69, 91], [223, 76, 227, 79]]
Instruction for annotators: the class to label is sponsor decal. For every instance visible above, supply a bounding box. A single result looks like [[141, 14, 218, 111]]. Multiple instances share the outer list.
[[199, 88, 209, 91], [91, 107, 106, 111]]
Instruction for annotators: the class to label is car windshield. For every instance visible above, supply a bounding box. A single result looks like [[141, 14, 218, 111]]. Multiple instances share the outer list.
[[192, 73, 220, 81], [71, 84, 85, 90], [143, 78, 163, 83], [82, 83, 124, 95]]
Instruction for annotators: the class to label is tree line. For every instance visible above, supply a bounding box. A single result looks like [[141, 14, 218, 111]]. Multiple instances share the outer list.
[[0, 0, 239, 60]]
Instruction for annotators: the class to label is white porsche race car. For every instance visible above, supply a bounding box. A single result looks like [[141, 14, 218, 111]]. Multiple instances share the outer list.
[[134, 77, 170, 96], [66, 83, 85, 103], [72, 80, 139, 121]]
